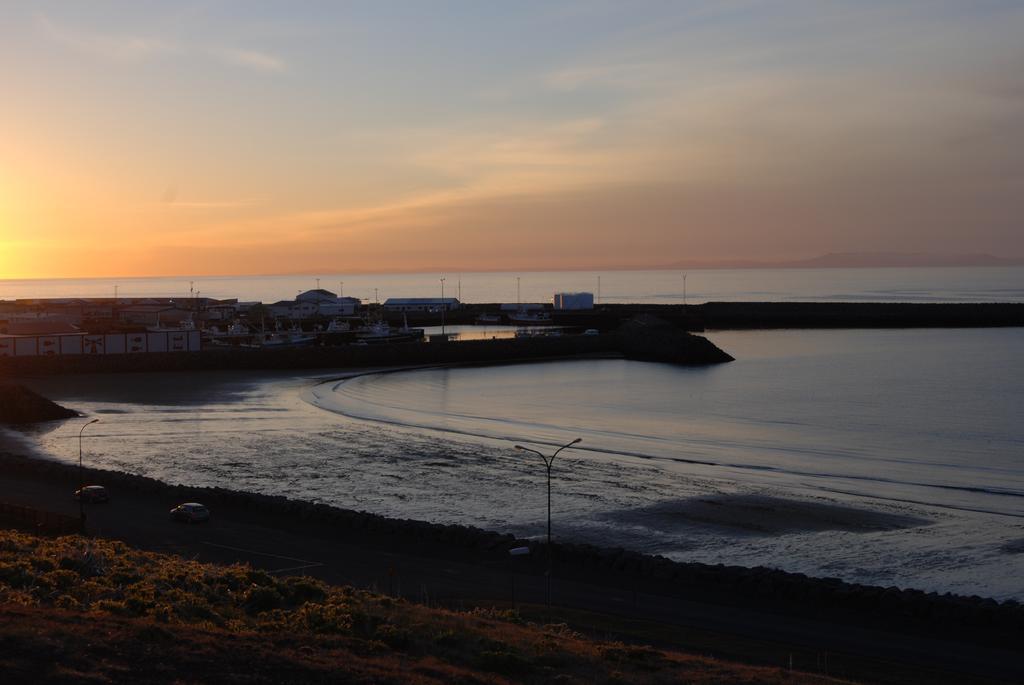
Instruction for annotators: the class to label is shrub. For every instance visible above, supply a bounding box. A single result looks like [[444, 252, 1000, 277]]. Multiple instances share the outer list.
[[44, 569, 79, 591], [476, 649, 534, 675], [0, 561, 37, 588], [54, 594, 81, 610], [245, 585, 285, 614], [375, 623, 412, 650], [283, 576, 326, 606]]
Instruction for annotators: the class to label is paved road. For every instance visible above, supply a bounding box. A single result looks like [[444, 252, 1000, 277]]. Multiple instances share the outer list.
[[3, 471, 1021, 684]]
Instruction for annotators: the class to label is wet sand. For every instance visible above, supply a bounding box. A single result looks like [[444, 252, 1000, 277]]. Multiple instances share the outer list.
[[608, 494, 931, 536]]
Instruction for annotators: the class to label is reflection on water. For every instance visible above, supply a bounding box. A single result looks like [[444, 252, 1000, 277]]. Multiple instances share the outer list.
[[24, 328, 1024, 600], [419, 325, 568, 341]]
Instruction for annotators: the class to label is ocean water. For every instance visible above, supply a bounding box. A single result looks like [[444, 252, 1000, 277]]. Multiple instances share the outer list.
[[2, 265, 1023, 305], [20, 327, 1024, 600]]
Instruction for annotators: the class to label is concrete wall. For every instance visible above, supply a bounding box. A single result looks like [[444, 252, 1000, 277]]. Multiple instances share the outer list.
[[0, 331, 200, 357]]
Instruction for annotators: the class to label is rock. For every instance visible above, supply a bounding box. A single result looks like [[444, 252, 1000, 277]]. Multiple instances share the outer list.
[[616, 314, 733, 365], [0, 384, 79, 424]]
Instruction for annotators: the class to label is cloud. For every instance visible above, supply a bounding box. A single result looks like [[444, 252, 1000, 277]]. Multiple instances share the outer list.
[[213, 48, 286, 73], [35, 13, 286, 73], [543, 61, 668, 91], [164, 199, 261, 209], [35, 12, 177, 61]]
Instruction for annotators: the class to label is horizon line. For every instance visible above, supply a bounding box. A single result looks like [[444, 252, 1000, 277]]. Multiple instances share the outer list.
[[3, 255, 1024, 283]]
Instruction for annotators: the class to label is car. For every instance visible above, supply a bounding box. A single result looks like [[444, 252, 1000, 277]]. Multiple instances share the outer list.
[[74, 485, 110, 503], [582, 328, 600, 336], [169, 502, 211, 524]]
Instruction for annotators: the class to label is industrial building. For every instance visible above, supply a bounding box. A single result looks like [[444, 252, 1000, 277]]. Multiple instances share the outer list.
[[553, 292, 595, 310]]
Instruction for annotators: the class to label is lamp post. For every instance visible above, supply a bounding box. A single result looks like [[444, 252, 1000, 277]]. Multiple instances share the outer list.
[[514, 437, 581, 610], [440, 277, 446, 336], [78, 418, 99, 529]]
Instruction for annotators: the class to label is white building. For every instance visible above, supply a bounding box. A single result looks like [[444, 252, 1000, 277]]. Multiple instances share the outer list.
[[296, 289, 338, 303], [553, 292, 594, 310], [269, 290, 360, 319], [318, 297, 360, 317]]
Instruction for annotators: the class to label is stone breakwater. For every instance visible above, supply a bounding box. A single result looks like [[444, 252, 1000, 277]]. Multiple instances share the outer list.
[[695, 302, 1024, 329], [0, 385, 79, 423], [0, 326, 732, 376], [2, 450, 1020, 644]]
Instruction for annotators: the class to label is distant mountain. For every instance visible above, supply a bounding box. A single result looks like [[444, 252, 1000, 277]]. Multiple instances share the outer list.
[[784, 252, 1024, 268], [664, 252, 1024, 270]]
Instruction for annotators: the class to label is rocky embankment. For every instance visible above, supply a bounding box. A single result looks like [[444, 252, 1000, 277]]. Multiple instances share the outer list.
[[1, 449, 1019, 647], [0, 385, 78, 424], [697, 302, 1024, 329], [617, 314, 734, 363]]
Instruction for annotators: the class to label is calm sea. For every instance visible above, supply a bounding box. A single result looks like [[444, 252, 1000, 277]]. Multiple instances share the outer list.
[[2, 265, 1023, 304], [8, 264, 1023, 598], [21, 326, 1024, 600]]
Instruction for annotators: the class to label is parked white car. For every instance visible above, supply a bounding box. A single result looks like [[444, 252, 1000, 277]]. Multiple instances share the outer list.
[[169, 502, 210, 524], [74, 485, 110, 503]]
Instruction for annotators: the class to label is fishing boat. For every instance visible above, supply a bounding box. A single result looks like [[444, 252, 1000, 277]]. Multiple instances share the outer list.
[[474, 312, 502, 324], [354, 315, 424, 344], [507, 309, 552, 324]]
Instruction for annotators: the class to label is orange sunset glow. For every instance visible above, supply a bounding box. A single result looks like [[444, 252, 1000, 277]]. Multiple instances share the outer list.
[[2, 2, 1023, 279]]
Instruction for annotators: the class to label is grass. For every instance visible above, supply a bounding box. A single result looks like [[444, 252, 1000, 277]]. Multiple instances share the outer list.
[[0, 529, 852, 684]]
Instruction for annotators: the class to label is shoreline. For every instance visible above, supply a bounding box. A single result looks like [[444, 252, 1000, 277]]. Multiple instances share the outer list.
[[12, 358, 1024, 602], [1, 442, 1021, 637]]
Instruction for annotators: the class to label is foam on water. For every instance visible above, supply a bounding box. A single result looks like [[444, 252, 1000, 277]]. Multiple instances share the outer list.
[[22, 328, 1024, 600]]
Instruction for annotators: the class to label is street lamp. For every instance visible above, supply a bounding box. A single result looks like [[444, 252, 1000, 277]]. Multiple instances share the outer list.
[[78, 418, 99, 528], [440, 277, 446, 336], [514, 437, 581, 609]]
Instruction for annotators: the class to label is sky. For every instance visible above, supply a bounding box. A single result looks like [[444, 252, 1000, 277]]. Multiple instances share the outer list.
[[1, 1, 1022, 279]]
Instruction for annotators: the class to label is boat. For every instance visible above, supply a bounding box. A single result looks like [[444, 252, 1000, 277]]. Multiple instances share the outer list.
[[247, 330, 317, 347], [243, 323, 317, 348], [203, 320, 254, 347], [474, 313, 502, 324], [507, 309, 552, 324], [353, 316, 424, 344], [148, 316, 196, 332]]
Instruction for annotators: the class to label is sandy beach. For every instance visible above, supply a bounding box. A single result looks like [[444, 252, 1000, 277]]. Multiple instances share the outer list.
[[8, 340, 1024, 604], [607, 494, 931, 537], [3, 365, 1024, 684]]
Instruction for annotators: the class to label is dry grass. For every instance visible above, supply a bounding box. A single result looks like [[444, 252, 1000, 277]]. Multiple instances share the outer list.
[[0, 530, 852, 684]]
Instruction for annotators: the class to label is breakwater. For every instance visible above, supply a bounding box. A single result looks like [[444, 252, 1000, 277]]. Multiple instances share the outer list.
[[696, 301, 1024, 329], [403, 301, 1024, 330], [1, 449, 1020, 645], [0, 326, 731, 376], [0, 385, 78, 423]]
